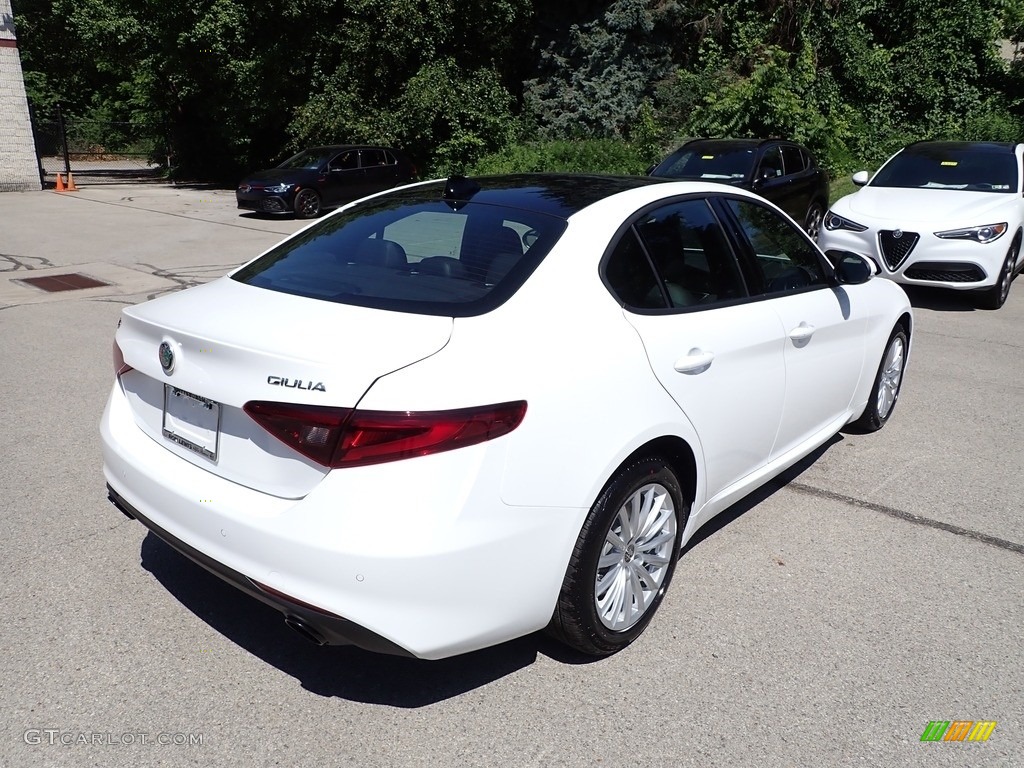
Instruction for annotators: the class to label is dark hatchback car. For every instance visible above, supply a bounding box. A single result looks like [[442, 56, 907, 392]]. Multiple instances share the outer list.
[[236, 145, 417, 219], [650, 139, 830, 239]]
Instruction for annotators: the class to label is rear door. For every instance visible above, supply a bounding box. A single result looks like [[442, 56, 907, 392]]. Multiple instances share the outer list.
[[606, 197, 787, 499], [324, 149, 363, 204], [359, 149, 402, 196]]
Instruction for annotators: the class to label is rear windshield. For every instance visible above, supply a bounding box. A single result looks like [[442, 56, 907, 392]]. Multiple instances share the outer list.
[[232, 187, 567, 317], [871, 148, 1018, 192], [652, 146, 756, 181]]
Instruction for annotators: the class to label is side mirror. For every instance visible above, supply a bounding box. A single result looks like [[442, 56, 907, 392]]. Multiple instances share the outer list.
[[852, 170, 870, 186], [829, 251, 873, 285]]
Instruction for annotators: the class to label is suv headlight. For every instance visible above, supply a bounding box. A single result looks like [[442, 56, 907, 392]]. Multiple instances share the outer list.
[[265, 183, 295, 194], [823, 211, 868, 232], [934, 223, 1007, 244]]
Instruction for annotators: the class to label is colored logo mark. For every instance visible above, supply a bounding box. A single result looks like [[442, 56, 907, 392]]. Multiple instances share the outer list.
[[920, 721, 997, 742]]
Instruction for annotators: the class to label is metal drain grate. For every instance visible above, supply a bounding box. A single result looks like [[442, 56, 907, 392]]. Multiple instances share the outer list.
[[19, 273, 111, 292]]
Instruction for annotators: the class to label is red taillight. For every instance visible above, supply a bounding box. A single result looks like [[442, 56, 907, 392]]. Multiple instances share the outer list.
[[112, 338, 133, 376], [243, 401, 527, 468]]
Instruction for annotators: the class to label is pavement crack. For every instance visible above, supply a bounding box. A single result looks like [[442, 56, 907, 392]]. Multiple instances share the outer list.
[[786, 481, 1024, 555], [0, 253, 57, 271]]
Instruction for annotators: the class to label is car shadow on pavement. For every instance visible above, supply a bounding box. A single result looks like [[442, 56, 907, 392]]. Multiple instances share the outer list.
[[679, 434, 842, 557], [139, 533, 547, 705], [901, 285, 978, 311]]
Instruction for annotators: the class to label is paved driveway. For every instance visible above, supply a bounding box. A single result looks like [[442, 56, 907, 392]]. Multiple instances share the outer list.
[[1, 184, 1021, 767]]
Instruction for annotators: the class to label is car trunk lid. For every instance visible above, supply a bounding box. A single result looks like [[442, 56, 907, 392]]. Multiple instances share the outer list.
[[115, 277, 452, 497]]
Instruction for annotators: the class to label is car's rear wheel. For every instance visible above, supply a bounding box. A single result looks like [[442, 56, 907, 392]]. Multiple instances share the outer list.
[[977, 239, 1018, 310], [804, 201, 825, 241], [851, 322, 907, 432], [293, 189, 321, 219], [547, 457, 687, 656]]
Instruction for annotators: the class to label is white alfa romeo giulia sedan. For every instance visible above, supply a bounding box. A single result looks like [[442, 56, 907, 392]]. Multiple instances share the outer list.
[[101, 174, 912, 659]]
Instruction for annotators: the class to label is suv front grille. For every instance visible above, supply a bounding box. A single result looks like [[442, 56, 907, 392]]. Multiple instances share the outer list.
[[878, 230, 919, 271]]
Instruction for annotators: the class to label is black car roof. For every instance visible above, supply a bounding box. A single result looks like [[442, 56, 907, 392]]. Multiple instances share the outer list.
[[392, 174, 673, 219], [306, 145, 400, 153], [681, 138, 799, 151]]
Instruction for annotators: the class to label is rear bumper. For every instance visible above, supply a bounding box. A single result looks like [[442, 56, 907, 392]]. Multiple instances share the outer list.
[[107, 485, 412, 655], [100, 382, 585, 659]]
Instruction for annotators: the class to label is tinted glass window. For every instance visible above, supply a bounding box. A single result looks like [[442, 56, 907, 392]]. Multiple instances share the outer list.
[[652, 147, 756, 181], [604, 230, 666, 309], [330, 151, 359, 171], [726, 199, 828, 295], [781, 146, 805, 175], [871, 147, 1017, 192], [634, 199, 745, 307], [232, 190, 565, 317], [360, 149, 389, 168], [757, 146, 784, 180], [278, 149, 329, 170]]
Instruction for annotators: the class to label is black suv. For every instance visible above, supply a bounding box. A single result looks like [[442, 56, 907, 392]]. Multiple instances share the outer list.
[[649, 139, 830, 239]]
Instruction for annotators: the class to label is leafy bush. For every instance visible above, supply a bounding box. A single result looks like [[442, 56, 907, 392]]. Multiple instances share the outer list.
[[468, 139, 651, 176]]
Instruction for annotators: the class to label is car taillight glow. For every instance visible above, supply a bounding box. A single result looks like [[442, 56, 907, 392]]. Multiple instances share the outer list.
[[243, 400, 527, 468], [113, 339, 133, 376]]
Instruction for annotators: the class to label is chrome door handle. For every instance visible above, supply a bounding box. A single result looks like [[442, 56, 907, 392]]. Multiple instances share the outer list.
[[674, 349, 715, 374]]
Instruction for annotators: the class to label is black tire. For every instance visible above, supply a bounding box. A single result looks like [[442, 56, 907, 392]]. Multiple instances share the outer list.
[[852, 322, 908, 432], [293, 189, 321, 219], [977, 239, 1018, 310], [804, 201, 825, 242], [547, 456, 688, 656]]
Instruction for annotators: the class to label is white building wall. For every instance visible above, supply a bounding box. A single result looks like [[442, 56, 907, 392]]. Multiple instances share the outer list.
[[1, 0, 42, 192]]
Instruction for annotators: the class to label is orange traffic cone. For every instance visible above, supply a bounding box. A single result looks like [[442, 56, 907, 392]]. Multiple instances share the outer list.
[[55, 173, 66, 192], [65, 173, 79, 192]]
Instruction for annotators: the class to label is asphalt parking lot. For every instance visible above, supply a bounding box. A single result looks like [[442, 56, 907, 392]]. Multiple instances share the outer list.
[[1, 182, 1021, 768]]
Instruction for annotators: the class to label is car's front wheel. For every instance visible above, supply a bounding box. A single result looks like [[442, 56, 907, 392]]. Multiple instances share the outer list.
[[293, 189, 321, 219], [547, 456, 687, 656], [977, 239, 1019, 310], [851, 322, 908, 432]]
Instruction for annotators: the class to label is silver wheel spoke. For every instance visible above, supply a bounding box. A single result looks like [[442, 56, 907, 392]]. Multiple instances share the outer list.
[[595, 480, 679, 631]]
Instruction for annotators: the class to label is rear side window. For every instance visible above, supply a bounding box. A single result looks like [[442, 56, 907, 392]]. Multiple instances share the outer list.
[[232, 190, 566, 317], [604, 198, 746, 310], [360, 149, 391, 167], [781, 145, 805, 175]]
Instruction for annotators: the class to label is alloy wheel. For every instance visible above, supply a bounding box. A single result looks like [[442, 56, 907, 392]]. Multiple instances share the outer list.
[[595, 482, 677, 631], [876, 335, 905, 421]]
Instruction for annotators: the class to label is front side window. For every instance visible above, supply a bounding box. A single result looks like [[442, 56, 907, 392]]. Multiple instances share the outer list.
[[725, 199, 829, 295], [756, 146, 784, 181], [329, 151, 359, 171], [231, 185, 565, 317]]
